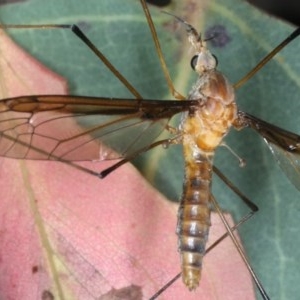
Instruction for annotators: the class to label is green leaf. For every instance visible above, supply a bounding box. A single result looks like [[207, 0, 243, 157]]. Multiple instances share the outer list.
[[0, 19, 255, 299], [1, 0, 300, 299]]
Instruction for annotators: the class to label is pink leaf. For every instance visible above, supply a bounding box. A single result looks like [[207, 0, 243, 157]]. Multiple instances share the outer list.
[[0, 30, 256, 299]]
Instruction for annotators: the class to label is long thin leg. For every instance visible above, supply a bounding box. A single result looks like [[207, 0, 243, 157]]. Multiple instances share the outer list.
[[213, 166, 258, 212], [234, 27, 300, 89], [213, 166, 270, 298], [0, 24, 142, 99], [210, 194, 270, 300], [139, 0, 185, 100], [99, 137, 180, 178], [70, 25, 143, 99]]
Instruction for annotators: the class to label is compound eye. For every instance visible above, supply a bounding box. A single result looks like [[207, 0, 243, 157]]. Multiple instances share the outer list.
[[190, 55, 198, 70]]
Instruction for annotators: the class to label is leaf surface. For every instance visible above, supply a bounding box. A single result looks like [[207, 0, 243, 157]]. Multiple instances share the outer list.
[[0, 5, 255, 300], [1, 0, 300, 299]]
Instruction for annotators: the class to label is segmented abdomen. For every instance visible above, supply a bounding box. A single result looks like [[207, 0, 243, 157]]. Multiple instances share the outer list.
[[177, 70, 237, 290], [177, 146, 213, 290]]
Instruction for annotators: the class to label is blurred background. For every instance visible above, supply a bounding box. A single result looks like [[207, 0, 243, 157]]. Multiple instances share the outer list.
[[147, 0, 300, 26]]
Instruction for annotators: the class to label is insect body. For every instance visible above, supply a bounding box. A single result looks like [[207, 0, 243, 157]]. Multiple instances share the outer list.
[[176, 20, 237, 290], [1, 1, 300, 298]]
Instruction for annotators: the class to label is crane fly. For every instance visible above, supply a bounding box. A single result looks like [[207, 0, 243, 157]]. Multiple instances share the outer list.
[[1, 0, 300, 299]]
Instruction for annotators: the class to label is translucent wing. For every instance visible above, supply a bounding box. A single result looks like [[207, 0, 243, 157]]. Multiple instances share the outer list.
[[240, 112, 300, 190], [0, 95, 195, 161]]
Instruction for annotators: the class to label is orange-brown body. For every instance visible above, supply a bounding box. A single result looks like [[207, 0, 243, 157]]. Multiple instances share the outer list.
[[177, 26, 237, 289]]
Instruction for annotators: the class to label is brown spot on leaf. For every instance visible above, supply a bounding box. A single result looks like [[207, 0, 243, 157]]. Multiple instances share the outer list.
[[99, 285, 142, 300], [31, 265, 38, 274], [41, 290, 54, 300]]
